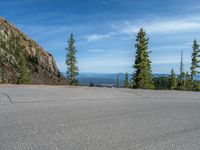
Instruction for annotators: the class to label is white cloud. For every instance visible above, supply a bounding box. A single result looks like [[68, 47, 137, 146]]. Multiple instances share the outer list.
[[152, 45, 191, 52], [119, 21, 139, 35], [88, 49, 104, 53], [152, 57, 191, 65], [85, 33, 112, 42], [119, 17, 200, 35], [85, 15, 200, 42]]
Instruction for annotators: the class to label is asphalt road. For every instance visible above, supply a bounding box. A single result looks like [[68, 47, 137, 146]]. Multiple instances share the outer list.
[[0, 85, 200, 150]]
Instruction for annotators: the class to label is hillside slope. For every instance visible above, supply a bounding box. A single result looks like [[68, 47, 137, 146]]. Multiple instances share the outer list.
[[0, 17, 67, 84]]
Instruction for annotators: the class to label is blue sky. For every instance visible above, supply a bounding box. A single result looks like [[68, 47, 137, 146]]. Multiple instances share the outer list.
[[1, 0, 200, 73]]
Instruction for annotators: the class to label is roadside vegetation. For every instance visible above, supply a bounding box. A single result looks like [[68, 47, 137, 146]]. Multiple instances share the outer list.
[[1, 27, 200, 91], [125, 29, 200, 91], [0, 33, 32, 84]]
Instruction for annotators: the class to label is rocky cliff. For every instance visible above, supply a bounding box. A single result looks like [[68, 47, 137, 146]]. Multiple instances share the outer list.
[[0, 17, 67, 84]]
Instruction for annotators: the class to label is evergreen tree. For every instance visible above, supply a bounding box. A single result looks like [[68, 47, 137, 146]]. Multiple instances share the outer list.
[[124, 73, 129, 88], [177, 51, 186, 90], [180, 50, 184, 76], [185, 72, 192, 91], [89, 82, 95, 87], [191, 40, 199, 79], [17, 52, 32, 84], [66, 33, 79, 85], [169, 68, 177, 90], [133, 28, 154, 89], [153, 76, 170, 90]]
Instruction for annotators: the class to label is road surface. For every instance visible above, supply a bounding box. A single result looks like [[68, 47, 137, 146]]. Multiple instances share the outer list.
[[0, 85, 200, 150]]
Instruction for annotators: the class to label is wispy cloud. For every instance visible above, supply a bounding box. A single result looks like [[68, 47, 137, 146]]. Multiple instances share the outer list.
[[152, 44, 191, 52], [85, 32, 116, 42], [119, 17, 200, 35], [85, 15, 200, 42], [88, 49, 104, 53], [152, 56, 191, 65]]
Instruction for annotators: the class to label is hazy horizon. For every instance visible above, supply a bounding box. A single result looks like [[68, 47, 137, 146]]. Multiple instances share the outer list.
[[1, 0, 200, 74]]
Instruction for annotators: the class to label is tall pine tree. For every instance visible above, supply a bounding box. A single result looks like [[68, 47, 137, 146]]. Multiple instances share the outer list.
[[133, 28, 154, 89], [66, 33, 79, 85], [169, 68, 177, 90], [185, 71, 192, 91], [191, 39, 199, 79], [177, 51, 186, 90], [190, 39, 200, 91]]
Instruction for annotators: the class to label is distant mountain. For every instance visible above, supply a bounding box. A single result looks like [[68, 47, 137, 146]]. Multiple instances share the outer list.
[[77, 72, 200, 87], [0, 17, 67, 84], [78, 73, 124, 87]]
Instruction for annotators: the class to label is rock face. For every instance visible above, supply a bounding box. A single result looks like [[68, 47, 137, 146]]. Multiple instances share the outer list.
[[0, 17, 67, 84]]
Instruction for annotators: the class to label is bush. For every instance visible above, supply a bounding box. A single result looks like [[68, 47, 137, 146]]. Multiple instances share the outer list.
[[196, 83, 200, 91], [153, 77, 170, 90]]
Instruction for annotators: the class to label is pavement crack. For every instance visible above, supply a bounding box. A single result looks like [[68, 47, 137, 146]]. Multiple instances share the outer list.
[[0, 92, 13, 104]]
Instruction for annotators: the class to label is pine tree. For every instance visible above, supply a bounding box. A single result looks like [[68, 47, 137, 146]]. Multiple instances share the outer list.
[[89, 82, 95, 87], [177, 51, 186, 90], [17, 52, 32, 84], [185, 71, 192, 91], [153, 76, 170, 90], [180, 50, 184, 76], [124, 73, 129, 88], [133, 28, 154, 89], [191, 40, 199, 79], [66, 33, 79, 85], [169, 68, 177, 90]]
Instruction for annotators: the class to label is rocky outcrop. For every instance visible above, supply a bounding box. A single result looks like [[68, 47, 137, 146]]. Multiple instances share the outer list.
[[0, 17, 67, 84]]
